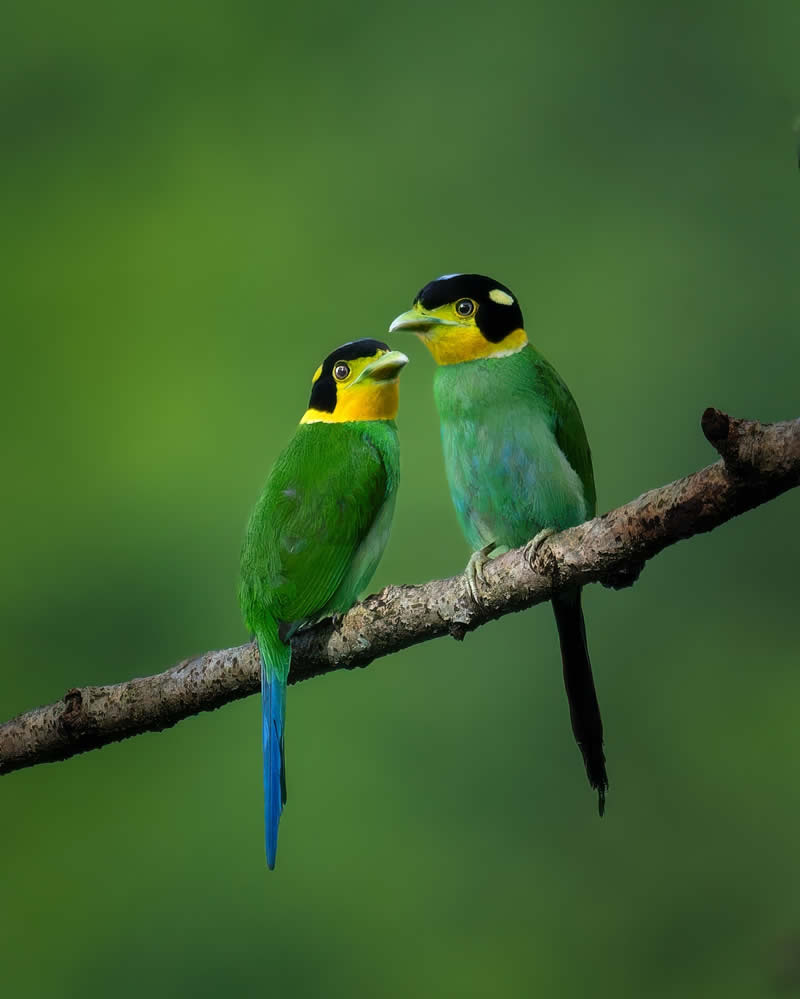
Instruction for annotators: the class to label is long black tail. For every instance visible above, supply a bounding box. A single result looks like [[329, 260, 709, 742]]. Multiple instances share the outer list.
[[551, 588, 608, 815]]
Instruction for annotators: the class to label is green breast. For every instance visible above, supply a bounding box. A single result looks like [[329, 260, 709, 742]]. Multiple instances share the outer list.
[[433, 345, 595, 551], [239, 420, 399, 635]]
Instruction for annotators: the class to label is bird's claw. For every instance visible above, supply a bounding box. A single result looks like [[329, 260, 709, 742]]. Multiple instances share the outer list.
[[464, 542, 497, 608], [523, 527, 558, 570]]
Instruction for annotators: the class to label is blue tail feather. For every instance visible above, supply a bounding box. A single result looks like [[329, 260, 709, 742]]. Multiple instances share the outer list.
[[258, 629, 290, 870]]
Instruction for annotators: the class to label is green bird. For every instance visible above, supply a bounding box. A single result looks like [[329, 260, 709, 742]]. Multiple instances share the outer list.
[[390, 274, 608, 813], [239, 339, 408, 867]]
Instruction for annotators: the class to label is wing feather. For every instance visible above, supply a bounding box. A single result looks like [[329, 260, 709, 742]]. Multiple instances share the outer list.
[[529, 352, 597, 517], [240, 423, 392, 631]]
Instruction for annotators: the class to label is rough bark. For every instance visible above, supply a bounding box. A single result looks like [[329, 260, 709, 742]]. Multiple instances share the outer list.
[[1, 409, 798, 777]]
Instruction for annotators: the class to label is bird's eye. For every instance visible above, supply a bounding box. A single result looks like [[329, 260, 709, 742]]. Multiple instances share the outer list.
[[333, 362, 350, 381], [455, 299, 475, 317]]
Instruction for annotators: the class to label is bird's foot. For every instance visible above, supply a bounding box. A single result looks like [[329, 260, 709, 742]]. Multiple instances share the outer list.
[[464, 542, 497, 609], [523, 527, 558, 571]]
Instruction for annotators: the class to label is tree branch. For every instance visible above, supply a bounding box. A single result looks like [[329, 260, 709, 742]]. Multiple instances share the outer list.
[[2, 409, 798, 777]]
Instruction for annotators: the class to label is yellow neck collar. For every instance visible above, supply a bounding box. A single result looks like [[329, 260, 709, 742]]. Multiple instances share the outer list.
[[300, 382, 399, 424], [423, 327, 528, 366]]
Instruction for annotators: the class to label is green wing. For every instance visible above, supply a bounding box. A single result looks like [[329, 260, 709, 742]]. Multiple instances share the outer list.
[[531, 351, 597, 517], [240, 422, 395, 633]]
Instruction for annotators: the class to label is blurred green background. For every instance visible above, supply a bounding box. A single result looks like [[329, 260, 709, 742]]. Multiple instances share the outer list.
[[2, 1, 799, 995]]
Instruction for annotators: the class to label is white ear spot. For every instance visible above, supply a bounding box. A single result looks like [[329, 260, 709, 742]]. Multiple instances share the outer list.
[[489, 288, 515, 306]]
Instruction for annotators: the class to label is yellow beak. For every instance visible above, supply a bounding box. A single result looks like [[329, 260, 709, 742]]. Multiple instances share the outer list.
[[356, 349, 409, 384], [389, 307, 458, 335]]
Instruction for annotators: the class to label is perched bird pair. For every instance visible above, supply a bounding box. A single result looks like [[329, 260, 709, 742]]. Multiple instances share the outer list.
[[239, 274, 607, 868]]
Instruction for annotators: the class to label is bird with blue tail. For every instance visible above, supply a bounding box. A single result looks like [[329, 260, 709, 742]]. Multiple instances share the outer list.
[[239, 339, 408, 867], [390, 274, 609, 814]]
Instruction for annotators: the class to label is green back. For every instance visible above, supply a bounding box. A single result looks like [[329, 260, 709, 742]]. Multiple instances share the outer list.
[[239, 420, 399, 635], [531, 349, 596, 516]]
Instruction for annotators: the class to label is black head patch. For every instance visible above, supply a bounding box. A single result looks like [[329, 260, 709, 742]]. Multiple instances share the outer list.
[[308, 338, 390, 412], [415, 273, 524, 344]]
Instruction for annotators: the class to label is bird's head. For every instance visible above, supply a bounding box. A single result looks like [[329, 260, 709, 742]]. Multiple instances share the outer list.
[[389, 274, 527, 365], [301, 339, 409, 424]]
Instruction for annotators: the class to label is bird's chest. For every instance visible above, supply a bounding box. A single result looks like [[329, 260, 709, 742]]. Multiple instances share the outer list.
[[435, 373, 585, 550], [322, 489, 397, 617]]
